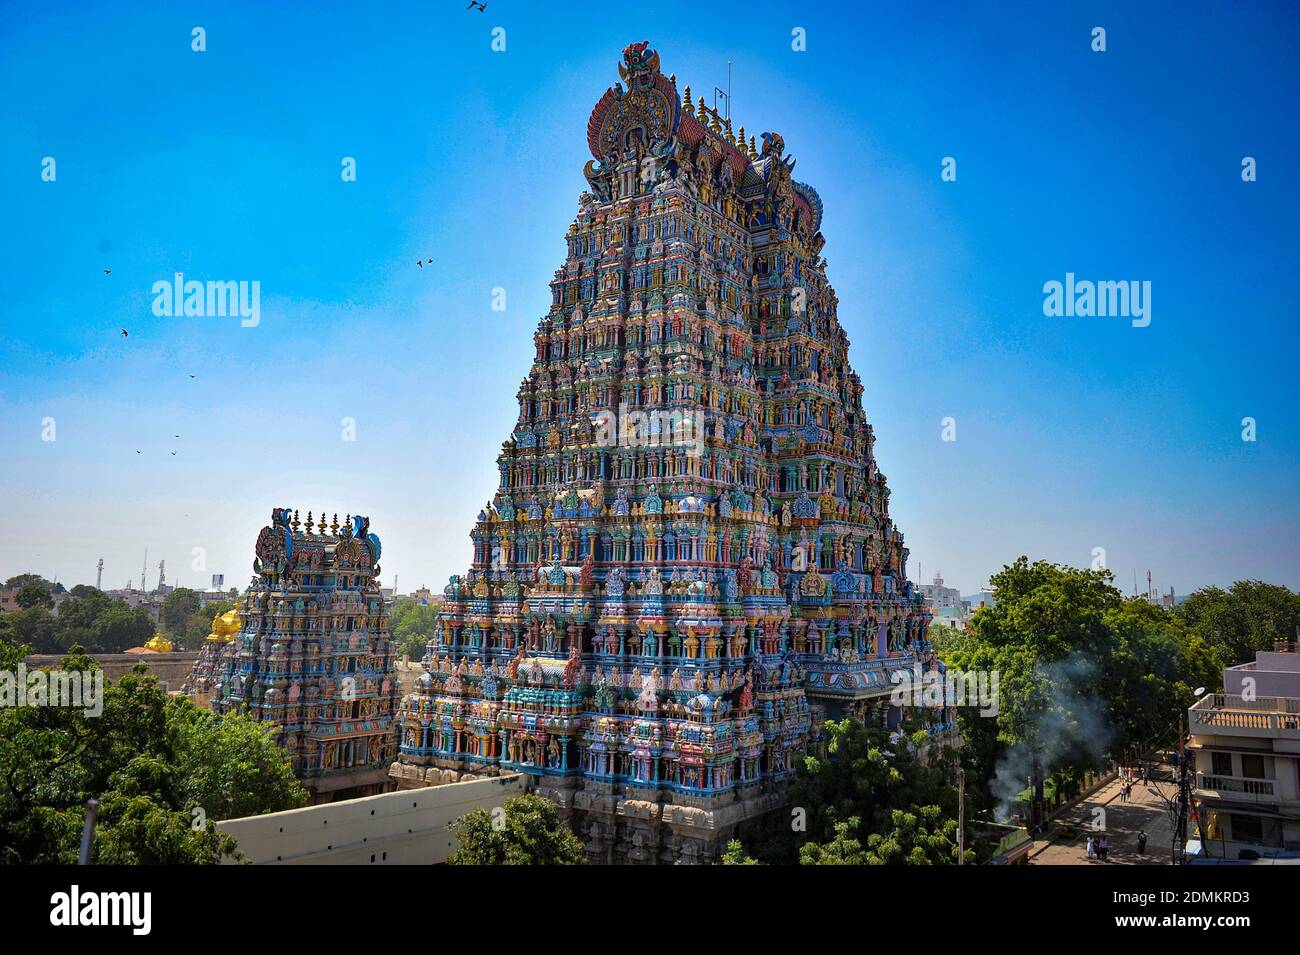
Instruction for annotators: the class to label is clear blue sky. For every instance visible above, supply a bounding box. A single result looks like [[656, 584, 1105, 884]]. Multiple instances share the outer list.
[[2, 1, 1297, 598]]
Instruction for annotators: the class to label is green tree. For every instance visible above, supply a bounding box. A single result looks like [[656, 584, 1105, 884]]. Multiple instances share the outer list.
[[4, 574, 54, 591], [800, 807, 968, 865], [720, 839, 759, 864], [1176, 581, 1300, 666], [941, 557, 1223, 817], [90, 603, 155, 653], [16, 583, 54, 610], [52, 588, 113, 651], [167, 702, 308, 820], [391, 600, 440, 661], [1, 606, 60, 653], [447, 793, 584, 865], [159, 588, 201, 641], [0, 649, 306, 864], [742, 715, 960, 864]]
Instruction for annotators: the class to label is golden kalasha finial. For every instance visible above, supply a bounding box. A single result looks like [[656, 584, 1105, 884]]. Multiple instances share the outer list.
[[292, 509, 301, 531], [697, 95, 707, 119], [331, 513, 339, 534], [724, 117, 734, 145], [682, 85, 692, 114], [306, 511, 314, 533], [749, 135, 758, 158], [738, 125, 746, 148]]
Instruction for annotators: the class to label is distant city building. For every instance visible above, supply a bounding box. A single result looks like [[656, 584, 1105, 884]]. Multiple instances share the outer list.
[[965, 588, 997, 611], [1188, 646, 1300, 860], [409, 586, 437, 606], [198, 585, 234, 607], [919, 573, 969, 628], [196, 508, 400, 803]]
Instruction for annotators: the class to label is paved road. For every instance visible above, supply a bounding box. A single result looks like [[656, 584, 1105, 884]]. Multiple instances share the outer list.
[[1030, 765, 1181, 865]]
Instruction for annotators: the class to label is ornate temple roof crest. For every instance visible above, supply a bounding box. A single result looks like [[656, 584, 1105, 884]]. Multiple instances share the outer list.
[[618, 41, 660, 87]]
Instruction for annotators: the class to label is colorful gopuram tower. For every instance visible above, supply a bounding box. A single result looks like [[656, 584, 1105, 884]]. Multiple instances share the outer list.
[[391, 41, 933, 862], [209, 509, 400, 803]]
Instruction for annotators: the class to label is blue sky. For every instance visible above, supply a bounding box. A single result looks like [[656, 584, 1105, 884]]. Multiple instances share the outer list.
[[1, 1, 1297, 597]]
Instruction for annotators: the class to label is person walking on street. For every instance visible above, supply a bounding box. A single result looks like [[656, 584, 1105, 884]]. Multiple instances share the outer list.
[[1137, 830, 1147, 855], [1087, 834, 1096, 860], [1099, 834, 1109, 862]]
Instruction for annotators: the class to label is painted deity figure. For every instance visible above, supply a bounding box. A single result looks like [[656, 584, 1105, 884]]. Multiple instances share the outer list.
[[638, 667, 659, 710]]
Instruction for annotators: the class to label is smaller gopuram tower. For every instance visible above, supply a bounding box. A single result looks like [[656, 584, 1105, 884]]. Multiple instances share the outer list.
[[180, 607, 240, 707], [211, 508, 400, 803]]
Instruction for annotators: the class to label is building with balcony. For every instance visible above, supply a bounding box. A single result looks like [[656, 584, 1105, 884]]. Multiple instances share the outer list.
[[1187, 649, 1300, 860]]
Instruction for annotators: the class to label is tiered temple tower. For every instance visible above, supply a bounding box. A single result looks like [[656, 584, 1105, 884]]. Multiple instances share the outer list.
[[391, 42, 932, 862], [180, 607, 239, 707], [206, 509, 400, 803]]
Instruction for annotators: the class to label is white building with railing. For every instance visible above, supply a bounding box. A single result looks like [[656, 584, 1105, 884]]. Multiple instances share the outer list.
[[1187, 648, 1300, 859]]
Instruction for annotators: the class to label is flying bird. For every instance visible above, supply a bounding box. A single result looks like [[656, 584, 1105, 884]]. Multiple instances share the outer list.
[[468, 1, 487, 10], [171, 451, 177, 456], [103, 269, 111, 275], [417, 260, 423, 268], [120, 328, 129, 337]]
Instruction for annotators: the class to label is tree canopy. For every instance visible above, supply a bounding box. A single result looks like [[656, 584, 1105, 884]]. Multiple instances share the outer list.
[[1175, 580, 1300, 666], [0, 641, 307, 864], [733, 715, 965, 865], [447, 793, 584, 865], [391, 600, 441, 661], [941, 557, 1223, 817]]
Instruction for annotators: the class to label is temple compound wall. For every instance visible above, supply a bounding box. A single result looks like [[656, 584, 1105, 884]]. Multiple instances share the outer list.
[[217, 774, 524, 864], [27, 651, 200, 690], [391, 41, 937, 863]]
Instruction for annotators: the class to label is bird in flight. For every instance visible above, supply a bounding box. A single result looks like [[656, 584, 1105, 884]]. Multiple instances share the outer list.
[[189, 374, 196, 379], [171, 451, 177, 456], [120, 328, 129, 337], [467, 1, 486, 10], [103, 269, 111, 275]]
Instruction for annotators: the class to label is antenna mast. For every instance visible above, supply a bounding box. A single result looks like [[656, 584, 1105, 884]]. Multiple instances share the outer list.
[[712, 60, 731, 120], [96, 558, 103, 590]]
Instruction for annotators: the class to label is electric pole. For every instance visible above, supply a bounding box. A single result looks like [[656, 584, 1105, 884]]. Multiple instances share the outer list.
[[957, 765, 966, 865], [1174, 713, 1189, 865], [96, 558, 103, 590]]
